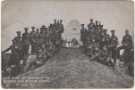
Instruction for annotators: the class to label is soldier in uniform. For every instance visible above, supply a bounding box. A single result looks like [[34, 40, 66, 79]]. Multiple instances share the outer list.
[[48, 24, 54, 42], [22, 27, 30, 58], [94, 20, 99, 30], [35, 28, 41, 53], [3, 39, 22, 76], [87, 19, 95, 31], [80, 24, 87, 46], [53, 19, 57, 32], [121, 30, 133, 49], [109, 30, 118, 65], [100, 29, 110, 49], [59, 19, 64, 34], [13, 31, 23, 59], [98, 22, 104, 34], [40, 25, 48, 45], [87, 19, 96, 43], [30, 26, 36, 54], [118, 30, 133, 64]]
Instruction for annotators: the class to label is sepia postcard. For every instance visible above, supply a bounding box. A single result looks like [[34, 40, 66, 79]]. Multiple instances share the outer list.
[[1, 0, 134, 88]]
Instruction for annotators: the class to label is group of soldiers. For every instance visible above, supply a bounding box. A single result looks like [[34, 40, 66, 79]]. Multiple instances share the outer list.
[[2, 18, 134, 77], [80, 19, 133, 67], [2, 19, 64, 76]]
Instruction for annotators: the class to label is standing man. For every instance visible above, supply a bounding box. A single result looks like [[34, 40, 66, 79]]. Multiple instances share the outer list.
[[100, 29, 110, 49], [59, 19, 64, 34], [121, 30, 133, 49], [109, 30, 118, 65], [22, 27, 30, 58], [2, 39, 22, 76], [87, 19, 95, 31], [40, 25, 48, 45], [80, 24, 87, 46], [13, 31, 23, 59], [30, 26, 36, 54], [118, 30, 133, 64], [35, 28, 41, 53]]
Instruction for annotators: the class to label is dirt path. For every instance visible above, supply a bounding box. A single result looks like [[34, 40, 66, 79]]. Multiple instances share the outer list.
[[6, 48, 133, 88]]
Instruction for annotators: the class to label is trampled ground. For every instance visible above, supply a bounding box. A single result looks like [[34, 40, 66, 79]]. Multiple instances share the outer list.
[[3, 48, 133, 88]]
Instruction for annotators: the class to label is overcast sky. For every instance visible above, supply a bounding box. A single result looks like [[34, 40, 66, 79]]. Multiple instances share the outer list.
[[1, 0, 134, 50]]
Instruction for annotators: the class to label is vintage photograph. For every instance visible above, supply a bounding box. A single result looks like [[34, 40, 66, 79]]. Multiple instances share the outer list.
[[1, 0, 134, 88]]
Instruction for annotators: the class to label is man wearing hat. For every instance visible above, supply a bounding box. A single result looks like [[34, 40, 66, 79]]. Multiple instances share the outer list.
[[59, 19, 64, 34], [87, 19, 95, 31], [13, 31, 23, 56], [53, 19, 57, 31], [22, 27, 30, 59], [100, 29, 110, 48], [88, 19, 96, 35], [2, 39, 22, 76], [118, 29, 133, 64], [40, 25, 48, 44], [121, 29, 133, 49], [30, 26, 36, 54], [109, 30, 118, 65], [80, 24, 87, 46], [34, 28, 41, 54]]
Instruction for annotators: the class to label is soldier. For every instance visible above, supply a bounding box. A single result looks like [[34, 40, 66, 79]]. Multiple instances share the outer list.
[[118, 30, 133, 64], [100, 29, 110, 48], [53, 19, 57, 32], [13, 31, 23, 59], [30, 26, 36, 34], [89, 45, 100, 60], [121, 30, 133, 49], [87, 19, 95, 31], [80, 24, 87, 46], [30, 26, 36, 54], [94, 20, 99, 30], [98, 22, 104, 33], [40, 25, 48, 44], [59, 19, 64, 34], [35, 28, 41, 53], [99, 45, 112, 66], [13, 31, 22, 44], [88, 19, 95, 36], [109, 30, 118, 65], [48, 24, 54, 41], [3, 39, 22, 76], [22, 27, 30, 58]]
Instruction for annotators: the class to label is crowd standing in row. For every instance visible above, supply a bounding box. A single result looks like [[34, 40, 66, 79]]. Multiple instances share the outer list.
[[2, 18, 134, 77], [2, 19, 64, 77], [80, 19, 133, 70]]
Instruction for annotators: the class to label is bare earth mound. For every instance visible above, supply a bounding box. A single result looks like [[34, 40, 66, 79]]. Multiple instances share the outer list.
[[7, 48, 133, 88]]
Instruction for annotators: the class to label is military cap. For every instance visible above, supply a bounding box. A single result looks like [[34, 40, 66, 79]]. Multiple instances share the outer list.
[[125, 29, 129, 32], [95, 20, 98, 23], [24, 27, 28, 30], [41, 25, 46, 28], [40, 25, 47, 29], [36, 28, 39, 31], [111, 30, 115, 32], [90, 19, 93, 21], [31, 26, 35, 29], [16, 31, 21, 34], [103, 29, 107, 32], [81, 24, 84, 26]]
